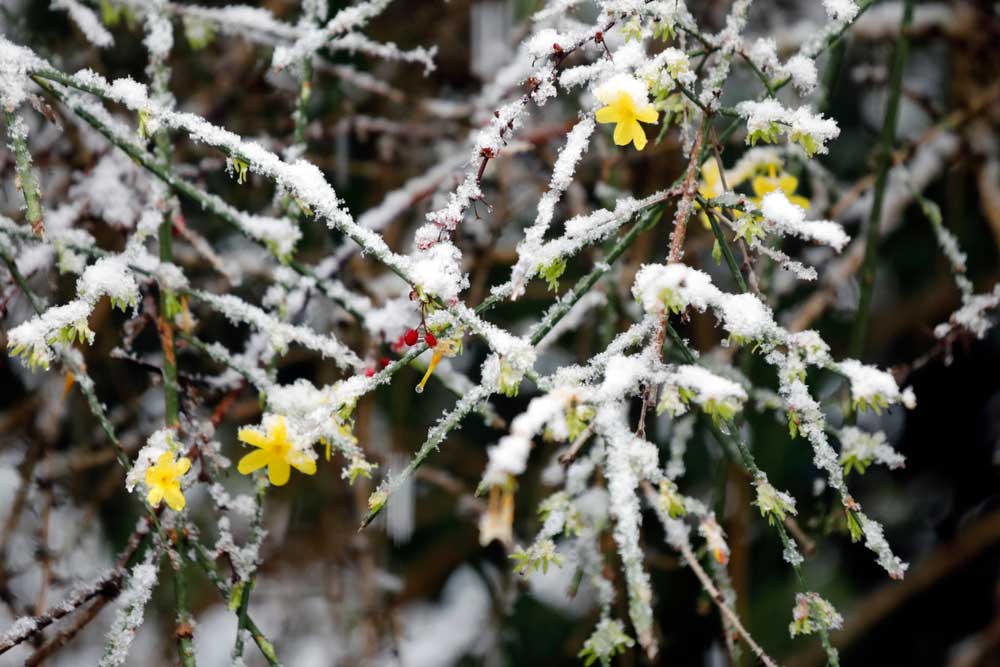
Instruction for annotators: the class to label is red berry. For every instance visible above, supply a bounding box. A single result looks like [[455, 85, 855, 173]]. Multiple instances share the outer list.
[[424, 332, 437, 348], [365, 368, 375, 377], [404, 328, 419, 346], [380, 357, 390, 368]]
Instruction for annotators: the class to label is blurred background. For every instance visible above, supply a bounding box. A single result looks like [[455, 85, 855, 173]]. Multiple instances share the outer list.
[[1, 1, 999, 666]]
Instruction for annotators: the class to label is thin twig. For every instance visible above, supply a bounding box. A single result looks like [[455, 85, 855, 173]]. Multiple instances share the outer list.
[[849, 0, 914, 356], [643, 482, 781, 667], [668, 117, 708, 263]]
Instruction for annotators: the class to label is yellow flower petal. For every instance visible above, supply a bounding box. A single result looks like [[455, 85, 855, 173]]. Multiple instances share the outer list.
[[237, 427, 267, 448], [613, 120, 632, 146], [596, 104, 623, 124], [629, 120, 648, 151], [701, 159, 721, 185], [238, 448, 270, 475], [635, 104, 658, 124], [289, 451, 317, 476], [752, 175, 777, 198], [268, 459, 291, 486], [270, 416, 287, 444], [778, 175, 799, 195], [164, 486, 186, 511], [147, 486, 164, 507], [175, 457, 191, 475], [790, 194, 811, 211]]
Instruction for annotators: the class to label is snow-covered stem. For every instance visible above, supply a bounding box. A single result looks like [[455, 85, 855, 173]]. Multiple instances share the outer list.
[[850, 0, 914, 356], [232, 480, 266, 662], [2, 2, 977, 662], [0, 519, 151, 655], [528, 206, 664, 346], [26, 64, 532, 363], [183, 538, 279, 666], [668, 117, 707, 263], [362, 205, 668, 528], [643, 482, 781, 667], [145, 2, 184, 445], [361, 383, 494, 527], [706, 207, 750, 294], [662, 322, 841, 665], [170, 535, 196, 667], [3, 109, 44, 238], [0, 243, 282, 664]]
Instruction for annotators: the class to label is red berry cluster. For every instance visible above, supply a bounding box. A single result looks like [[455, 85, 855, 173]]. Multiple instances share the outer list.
[[403, 327, 436, 349]]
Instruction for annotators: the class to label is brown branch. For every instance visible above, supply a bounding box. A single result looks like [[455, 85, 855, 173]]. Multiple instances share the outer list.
[[667, 118, 708, 263], [642, 482, 781, 667], [558, 423, 597, 466], [24, 596, 109, 667], [0, 519, 151, 656]]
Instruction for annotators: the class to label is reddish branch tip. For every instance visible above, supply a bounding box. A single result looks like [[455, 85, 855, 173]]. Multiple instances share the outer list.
[[424, 332, 437, 348], [404, 328, 419, 346], [380, 356, 390, 368], [365, 367, 375, 377]]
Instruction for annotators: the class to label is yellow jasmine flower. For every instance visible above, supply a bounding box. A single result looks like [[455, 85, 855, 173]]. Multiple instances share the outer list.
[[699, 158, 724, 200], [596, 92, 659, 151], [697, 158, 725, 228], [145, 452, 191, 511], [237, 415, 317, 486], [751, 164, 810, 210]]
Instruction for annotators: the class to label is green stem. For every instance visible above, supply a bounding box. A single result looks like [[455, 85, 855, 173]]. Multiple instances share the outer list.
[[706, 209, 749, 294], [3, 109, 44, 237], [148, 39, 195, 661], [172, 537, 197, 667], [190, 540, 282, 667], [529, 206, 664, 346], [664, 322, 839, 666], [849, 0, 914, 357], [362, 207, 666, 527], [158, 214, 180, 425], [0, 237, 43, 313], [232, 480, 266, 661], [293, 57, 313, 149], [818, 39, 847, 116], [0, 240, 281, 666], [739, 51, 775, 97]]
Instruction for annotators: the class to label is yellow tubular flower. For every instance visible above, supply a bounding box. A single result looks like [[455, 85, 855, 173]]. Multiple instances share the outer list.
[[697, 158, 724, 229], [145, 452, 191, 511], [596, 92, 659, 151], [237, 415, 317, 486], [415, 337, 462, 394], [415, 349, 443, 394], [752, 165, 810, 210]]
